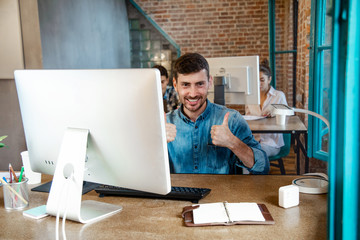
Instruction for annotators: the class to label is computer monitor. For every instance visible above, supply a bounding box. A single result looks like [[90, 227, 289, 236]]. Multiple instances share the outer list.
[[206, 56, 260, 105], [14, 69, 171, 223]]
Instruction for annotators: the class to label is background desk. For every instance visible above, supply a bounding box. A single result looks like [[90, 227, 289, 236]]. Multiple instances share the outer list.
[[247, 115, 308, 174], [0, 174, 326, 240]]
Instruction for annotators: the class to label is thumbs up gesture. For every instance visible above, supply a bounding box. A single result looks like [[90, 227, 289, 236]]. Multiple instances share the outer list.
[[210, 112, 234, 148], [165, 113, 177, 143]]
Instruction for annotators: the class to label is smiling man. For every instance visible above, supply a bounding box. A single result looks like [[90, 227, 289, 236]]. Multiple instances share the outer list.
[[165, 53, 269, 174]]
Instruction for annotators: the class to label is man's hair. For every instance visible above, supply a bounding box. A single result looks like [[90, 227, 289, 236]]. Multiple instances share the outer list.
[[152, 65, 168, 78], [173, 53, 210, 81]]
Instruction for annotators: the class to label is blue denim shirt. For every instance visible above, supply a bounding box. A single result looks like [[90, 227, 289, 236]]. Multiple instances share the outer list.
[[166, 100, 269, 174], [163, 86, 179, 112]]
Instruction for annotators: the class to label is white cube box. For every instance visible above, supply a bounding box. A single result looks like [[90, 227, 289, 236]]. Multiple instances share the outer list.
[[279, 185, 299, 208]]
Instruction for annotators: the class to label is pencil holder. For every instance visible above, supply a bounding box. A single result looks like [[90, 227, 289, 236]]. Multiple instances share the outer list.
[[2, 177, 29, 210]]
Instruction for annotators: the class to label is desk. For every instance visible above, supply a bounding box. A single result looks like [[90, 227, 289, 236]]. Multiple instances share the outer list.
[[0, 174, 326, 240], [247, 115, 309, 174]]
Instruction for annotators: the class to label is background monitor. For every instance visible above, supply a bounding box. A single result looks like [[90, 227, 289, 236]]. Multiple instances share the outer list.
[[206, 56, 260, 105], [15, 69, 171, 223]]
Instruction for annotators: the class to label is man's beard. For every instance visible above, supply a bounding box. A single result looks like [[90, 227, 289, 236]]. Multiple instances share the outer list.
[[183, 96, 207, 113]]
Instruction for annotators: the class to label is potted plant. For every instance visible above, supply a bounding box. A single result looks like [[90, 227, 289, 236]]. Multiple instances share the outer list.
[[0, 135, 8, 148]]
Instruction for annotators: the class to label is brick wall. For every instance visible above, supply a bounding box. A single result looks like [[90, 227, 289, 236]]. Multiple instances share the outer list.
[[296, 0, 311, 115], [133, 0, 310, 111], [133, 0, 299, 106], [133, 0, 270, 61]]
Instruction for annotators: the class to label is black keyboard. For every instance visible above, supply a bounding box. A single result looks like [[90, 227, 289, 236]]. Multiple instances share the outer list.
[[95, 185, 211, 203], [31, 181, 100, 195]]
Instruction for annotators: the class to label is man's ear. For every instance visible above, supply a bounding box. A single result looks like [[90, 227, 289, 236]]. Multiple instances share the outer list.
[[173, 78, 177, 91], [208, 75, 213, 89]]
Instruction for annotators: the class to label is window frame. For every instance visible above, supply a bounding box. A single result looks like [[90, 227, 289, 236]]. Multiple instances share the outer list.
[[308, 0, 331, 161], [328, 0, 360, 239]]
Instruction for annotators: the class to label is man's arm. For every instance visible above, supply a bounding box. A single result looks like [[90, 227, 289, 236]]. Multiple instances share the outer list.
[[210, 112, 255, 168]]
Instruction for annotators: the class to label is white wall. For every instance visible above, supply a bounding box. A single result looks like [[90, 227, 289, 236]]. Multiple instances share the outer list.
[[0, 0, 24, 78]]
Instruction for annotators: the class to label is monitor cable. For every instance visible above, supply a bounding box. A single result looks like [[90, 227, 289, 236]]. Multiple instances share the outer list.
[[55, 163, 75, 240]]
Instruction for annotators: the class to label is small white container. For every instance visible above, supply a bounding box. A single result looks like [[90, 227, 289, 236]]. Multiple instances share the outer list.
[[279, 185, 299, 208], [276, 114, 286, 125], [21, 151, 41, 184]]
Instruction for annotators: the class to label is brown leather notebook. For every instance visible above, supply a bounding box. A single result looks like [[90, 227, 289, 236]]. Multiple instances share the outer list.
[[182, 203, 275, 227]]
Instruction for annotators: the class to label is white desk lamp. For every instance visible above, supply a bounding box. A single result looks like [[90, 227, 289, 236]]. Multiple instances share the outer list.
[[271, 104, 329, 194], [271, 104, 330, 131]]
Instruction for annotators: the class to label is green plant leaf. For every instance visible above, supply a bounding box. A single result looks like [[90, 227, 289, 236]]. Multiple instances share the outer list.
[[0, 135, 8, 141], [0, 143, 5, 148]]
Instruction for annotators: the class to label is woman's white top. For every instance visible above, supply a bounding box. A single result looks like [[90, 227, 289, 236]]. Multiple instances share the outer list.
[[245, 86, 288, 149]]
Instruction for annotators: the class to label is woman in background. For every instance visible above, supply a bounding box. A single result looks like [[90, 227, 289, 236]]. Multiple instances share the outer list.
[[246, 59, 288, 157]]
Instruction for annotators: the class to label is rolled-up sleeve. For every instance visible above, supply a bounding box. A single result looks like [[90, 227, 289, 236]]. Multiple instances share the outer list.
[[247, 147, 269, 174]]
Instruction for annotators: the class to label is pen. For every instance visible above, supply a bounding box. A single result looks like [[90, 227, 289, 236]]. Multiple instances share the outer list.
[[0, 178, 28, 205], [19, 166, 24, 182], [9, 164, 19, 182], [9, 165, 12, 183], [2, 177, 8, 183]]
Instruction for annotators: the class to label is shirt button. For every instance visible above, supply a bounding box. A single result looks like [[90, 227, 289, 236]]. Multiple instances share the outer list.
[[195, 166, 198, 169], [194, 145, 197, 149], [195, 126, 198, 129]]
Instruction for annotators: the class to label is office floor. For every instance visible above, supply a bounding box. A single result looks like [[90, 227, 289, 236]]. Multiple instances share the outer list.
[[269, 144, 296, 175]]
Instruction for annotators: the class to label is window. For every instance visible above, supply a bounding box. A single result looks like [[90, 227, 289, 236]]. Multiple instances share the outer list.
[[268, 0, 298, 107], [308, 0, 333, 160], [328, 0, 360, 239]]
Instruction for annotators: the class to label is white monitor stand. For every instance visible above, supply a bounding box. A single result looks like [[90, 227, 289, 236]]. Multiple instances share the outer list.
[[46, 128, 122, 224]]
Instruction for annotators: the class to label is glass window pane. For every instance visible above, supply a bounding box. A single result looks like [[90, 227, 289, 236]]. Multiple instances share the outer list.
[[320, 49, 331, 152], [323, 0, 333, 45]]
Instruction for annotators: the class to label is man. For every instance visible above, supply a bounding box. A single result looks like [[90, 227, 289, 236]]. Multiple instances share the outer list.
[[152, 65, 179, 113], [165, 53, 269, 174]]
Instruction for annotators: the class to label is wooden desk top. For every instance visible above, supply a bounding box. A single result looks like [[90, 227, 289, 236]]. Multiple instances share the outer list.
[[0, 174, 326, 240], [247, 115, 307, 133]]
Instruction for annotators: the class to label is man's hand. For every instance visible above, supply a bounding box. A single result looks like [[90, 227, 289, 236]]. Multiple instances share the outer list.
[[165, 114, 176, 143], [210, 112, 235, 148], [211, 112, 255, 169]]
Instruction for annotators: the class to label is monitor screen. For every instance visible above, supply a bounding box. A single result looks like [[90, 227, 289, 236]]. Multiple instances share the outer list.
[[14, 69, 171, 195], [206, 56, 260, 105]]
